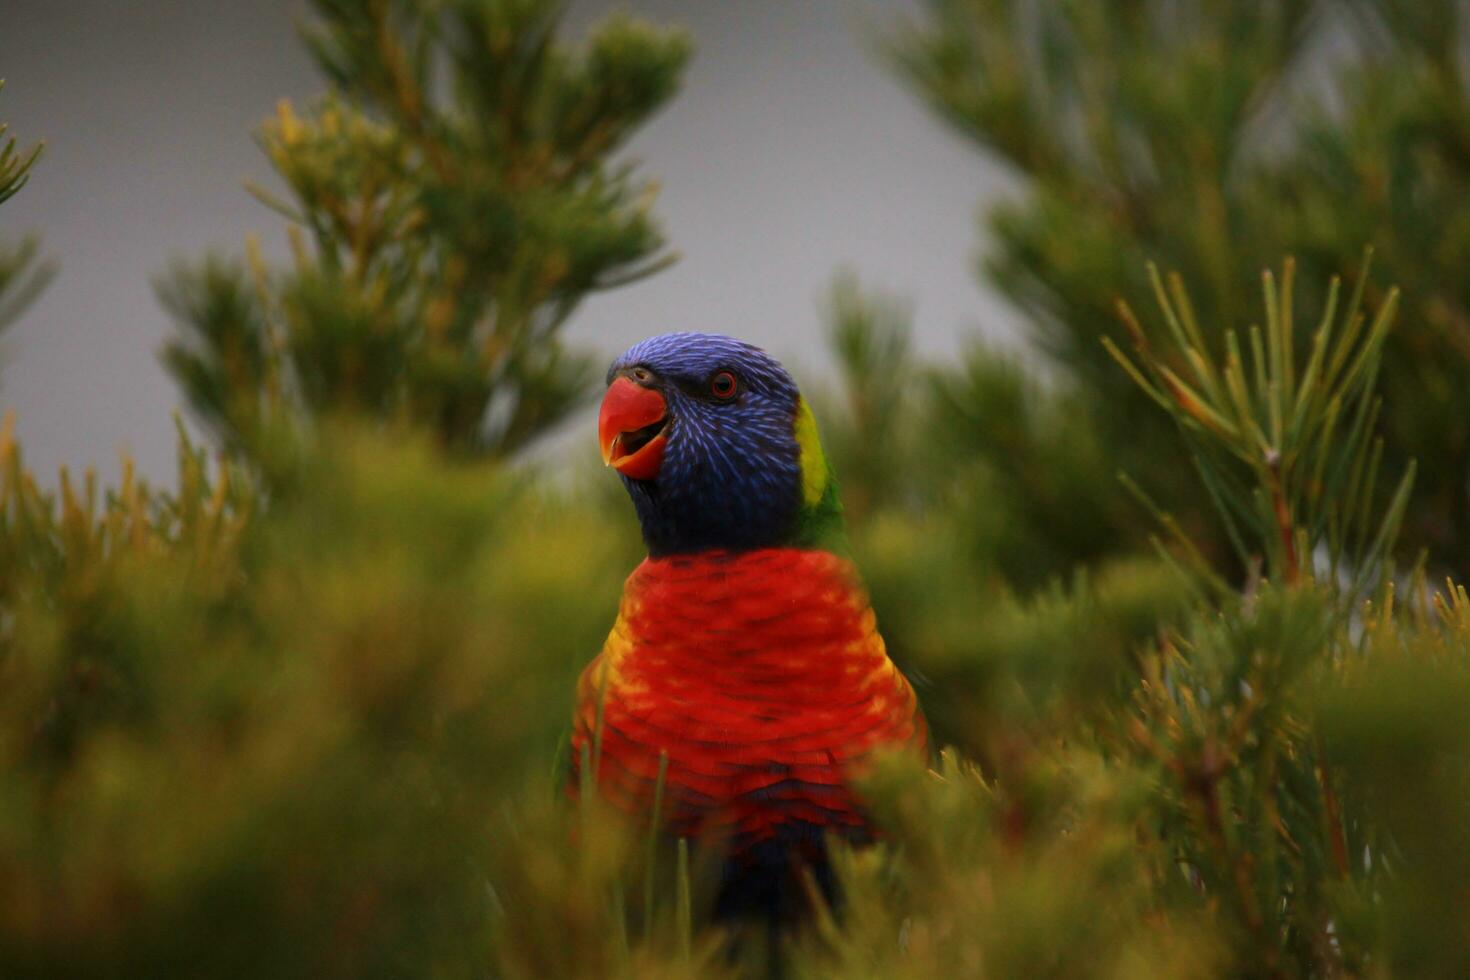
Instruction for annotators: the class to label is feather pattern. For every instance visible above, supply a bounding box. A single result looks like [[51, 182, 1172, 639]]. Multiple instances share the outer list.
[[569, 548, 927, 856], [577, 331, 925, 921], [607, 333, 811, 556]]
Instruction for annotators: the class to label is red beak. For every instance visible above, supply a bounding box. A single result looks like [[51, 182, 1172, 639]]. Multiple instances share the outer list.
[[598, 376, 669, 481]]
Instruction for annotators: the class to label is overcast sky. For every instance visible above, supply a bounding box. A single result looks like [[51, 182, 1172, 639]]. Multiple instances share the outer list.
[[0, 0, 1017, 482]]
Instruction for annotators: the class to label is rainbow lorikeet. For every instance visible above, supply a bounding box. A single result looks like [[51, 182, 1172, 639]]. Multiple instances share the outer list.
[[569, 332, 927, 921]]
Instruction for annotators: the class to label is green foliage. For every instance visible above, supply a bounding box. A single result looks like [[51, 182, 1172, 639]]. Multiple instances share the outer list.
[[816, 276, 1133, 592], [1317, 580, 1470, 977], [891, 0, 1470, 579], [1131, 585, 1343, 974], [795, 751, 1224, 979], [9, 1, 1470, 977], [160, 0, 690, 461], [0, 80, 53, 337], [798, 574, 1470, 978], [817, 273, 919, 524], [0, 236, 53, 336], [1108, 257, 1413, 598], [0, 80, 43, 208], [1265, 0, 1470, 569], [802, 263, 1470, 977], [0, 422, 646, 976], [486, 794, 733, 980]]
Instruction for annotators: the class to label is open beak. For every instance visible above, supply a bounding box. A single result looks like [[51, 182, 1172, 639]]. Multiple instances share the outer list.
[[599, 376, 669, 481]]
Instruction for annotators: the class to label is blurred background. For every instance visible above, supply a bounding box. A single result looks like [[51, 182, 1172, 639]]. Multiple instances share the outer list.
[[0, 0, 1014, 482]]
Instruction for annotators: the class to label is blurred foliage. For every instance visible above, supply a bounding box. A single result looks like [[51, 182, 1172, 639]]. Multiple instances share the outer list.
[[1317, 580, 1470, 977], [794, 750, 1226, 979], [159, 0, 690, 463], [816, 275, 1132, 593], [0, 80, 42, 209], [5, 1, 1470, 977], [891, 0, 1470, 580], [0, 418, 648, 976], [8, 393, 1470, 975], [792, 573, 1470, 979], [0, 79, 53, 337], [797, 265, 1470, 978]]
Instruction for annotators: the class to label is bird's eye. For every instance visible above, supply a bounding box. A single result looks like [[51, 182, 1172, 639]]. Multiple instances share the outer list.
[[710, 370, 738, 400]]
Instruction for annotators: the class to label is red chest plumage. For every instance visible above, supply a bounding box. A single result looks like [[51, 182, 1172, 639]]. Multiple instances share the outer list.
[[570, 548, 926, 851]]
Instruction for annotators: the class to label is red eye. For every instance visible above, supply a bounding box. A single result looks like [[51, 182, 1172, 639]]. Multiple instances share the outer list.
[[710, 371, 738, 399]]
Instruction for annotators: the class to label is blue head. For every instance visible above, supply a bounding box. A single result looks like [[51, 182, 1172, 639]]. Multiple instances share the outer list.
[[597, 332, 841, 556]]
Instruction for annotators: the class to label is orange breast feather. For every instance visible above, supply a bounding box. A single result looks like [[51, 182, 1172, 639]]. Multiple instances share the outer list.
[[569, 548, 927, 851]]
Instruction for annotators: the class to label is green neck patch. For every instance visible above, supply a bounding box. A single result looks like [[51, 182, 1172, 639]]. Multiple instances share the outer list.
[[789, 396, 848, 553]]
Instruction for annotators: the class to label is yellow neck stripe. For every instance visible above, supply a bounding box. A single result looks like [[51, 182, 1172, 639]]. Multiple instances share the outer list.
[[794, 397, 828, 508]]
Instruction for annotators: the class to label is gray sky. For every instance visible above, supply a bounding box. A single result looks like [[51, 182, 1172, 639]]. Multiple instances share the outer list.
[[0, 0, 1017, 483]]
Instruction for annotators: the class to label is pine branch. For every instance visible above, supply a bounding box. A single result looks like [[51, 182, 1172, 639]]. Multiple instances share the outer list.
[[160, 0, 691, 464], [1108, 254, 1413, 595], [0, 81, 54, 338]]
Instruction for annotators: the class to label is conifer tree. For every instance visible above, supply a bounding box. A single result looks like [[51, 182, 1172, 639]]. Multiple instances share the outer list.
[[0, 79, 51, 338], [891, 0, 1470, 578], [160, 0, 690, 461], [800, 258, 1467, 979], [7, 3, 1470, 977]]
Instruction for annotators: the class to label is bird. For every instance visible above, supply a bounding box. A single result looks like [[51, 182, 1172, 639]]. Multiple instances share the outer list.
[[568, 332, 927, 926]]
